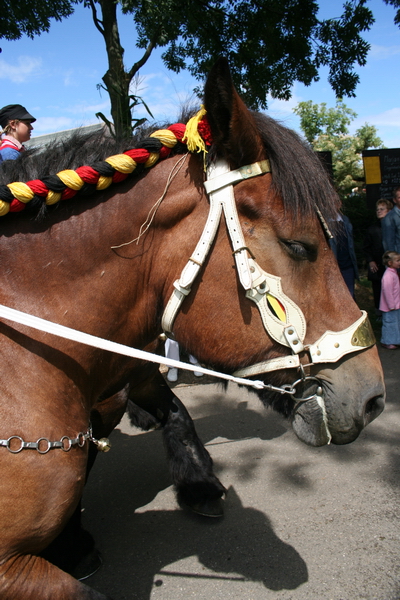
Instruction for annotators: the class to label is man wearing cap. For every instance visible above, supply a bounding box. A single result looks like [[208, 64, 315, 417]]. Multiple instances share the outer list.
[[0, 104, 36, 162]]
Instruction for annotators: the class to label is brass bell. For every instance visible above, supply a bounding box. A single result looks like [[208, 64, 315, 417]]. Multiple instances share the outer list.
[[96, 437, 111, 452]]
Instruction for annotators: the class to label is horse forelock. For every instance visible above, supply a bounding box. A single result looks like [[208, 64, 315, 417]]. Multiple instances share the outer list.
[[251, 111, 340, 224]]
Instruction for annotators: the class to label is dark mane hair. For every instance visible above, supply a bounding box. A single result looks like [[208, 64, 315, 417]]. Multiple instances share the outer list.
[[0, 112, 339, 223], [252, 111, 340, 222]]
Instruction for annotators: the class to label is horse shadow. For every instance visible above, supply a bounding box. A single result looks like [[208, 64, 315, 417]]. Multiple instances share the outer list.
[[175, 389, 288, 445], [82, 415, 308, 599]]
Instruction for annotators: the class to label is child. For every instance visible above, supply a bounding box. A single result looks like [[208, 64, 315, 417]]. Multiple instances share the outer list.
[[379, 250, 400, 349], [0, 104, 36, 162]]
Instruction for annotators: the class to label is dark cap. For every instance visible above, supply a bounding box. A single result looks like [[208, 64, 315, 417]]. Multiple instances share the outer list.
[[0, 104, 36, 128]]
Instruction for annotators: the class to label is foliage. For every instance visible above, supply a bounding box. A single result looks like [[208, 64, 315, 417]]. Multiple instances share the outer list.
[[293, 99, 357, 144], [95, 81, 154, 137], [1, 0, 396, 138], [294, 99, 385, 197], [0, 0, 73, 40], [383, 0, 400, 26]]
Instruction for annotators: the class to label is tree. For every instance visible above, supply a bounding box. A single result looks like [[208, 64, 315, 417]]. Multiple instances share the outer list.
[[384, 0, 400, 26], [0, 0, 392, 138], [293, 100, 385, 197], [293, 99, 358, 144], [0, 0, 73, 41]]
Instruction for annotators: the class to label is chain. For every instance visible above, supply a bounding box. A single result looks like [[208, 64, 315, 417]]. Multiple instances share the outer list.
[[262, 375, 323, 402], [0, 425, 112, 454]]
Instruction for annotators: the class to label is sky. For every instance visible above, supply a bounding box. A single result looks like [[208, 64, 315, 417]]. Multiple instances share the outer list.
[[1, 0, 400, 148]]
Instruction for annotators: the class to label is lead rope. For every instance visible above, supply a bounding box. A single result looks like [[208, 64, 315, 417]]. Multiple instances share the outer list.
[[0, 303, 332, 451], [0, 303, 290, 393]]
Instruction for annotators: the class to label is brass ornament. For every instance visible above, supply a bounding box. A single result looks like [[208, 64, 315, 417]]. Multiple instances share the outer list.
[[95, 437, 111, 452], [351, 317, 376, 348]]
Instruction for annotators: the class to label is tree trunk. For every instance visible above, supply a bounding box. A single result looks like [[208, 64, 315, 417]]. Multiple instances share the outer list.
[[98, 0, 135, 138]]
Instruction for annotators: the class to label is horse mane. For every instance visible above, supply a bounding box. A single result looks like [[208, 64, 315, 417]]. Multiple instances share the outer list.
[[251, 111, 340, 222], [0, 110, 339, 223]]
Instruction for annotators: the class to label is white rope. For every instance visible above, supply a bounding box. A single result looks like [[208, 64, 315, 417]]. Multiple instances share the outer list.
[[0, 304, 266, 390], [111, 153, 189, 249]]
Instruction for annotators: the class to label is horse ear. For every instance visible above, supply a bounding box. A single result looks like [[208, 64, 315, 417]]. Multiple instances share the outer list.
[[203, 57, 264, 166]]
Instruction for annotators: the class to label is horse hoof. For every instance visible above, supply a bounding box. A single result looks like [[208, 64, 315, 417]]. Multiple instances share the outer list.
[[71, 548, 103, 581], [188, 498, 225, 518]]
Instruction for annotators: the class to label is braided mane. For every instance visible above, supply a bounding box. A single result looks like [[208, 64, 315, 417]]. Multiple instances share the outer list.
[[0, 115, 212, 218], [0, 108, 339, 224]]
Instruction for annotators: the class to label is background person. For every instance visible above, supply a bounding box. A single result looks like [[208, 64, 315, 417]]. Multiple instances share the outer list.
[[0, 104, 36, 163], [379, 250, 400, 349], [330, 214, 359, 298], [382, 186, 400, 254], [363, 199, 393, 315]]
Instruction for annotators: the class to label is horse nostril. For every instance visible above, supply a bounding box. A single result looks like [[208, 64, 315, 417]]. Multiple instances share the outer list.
[[364, 394, 385, 425]]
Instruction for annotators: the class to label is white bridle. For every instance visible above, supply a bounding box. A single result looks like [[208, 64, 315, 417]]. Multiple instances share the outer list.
[[161, 157, 375, 378]]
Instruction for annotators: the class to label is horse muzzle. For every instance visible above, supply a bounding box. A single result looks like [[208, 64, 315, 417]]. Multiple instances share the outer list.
[[291, 350, 385, 447]]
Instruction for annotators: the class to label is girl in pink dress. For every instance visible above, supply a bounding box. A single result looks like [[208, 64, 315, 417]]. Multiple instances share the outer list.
[[379, 251, 400, 349]]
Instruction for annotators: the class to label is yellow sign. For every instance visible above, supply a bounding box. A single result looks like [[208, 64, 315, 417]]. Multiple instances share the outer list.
[[363, 156, 381, 184]]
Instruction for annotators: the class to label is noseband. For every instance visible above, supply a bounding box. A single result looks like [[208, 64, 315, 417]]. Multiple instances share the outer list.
[[161, 157, 375, 379]]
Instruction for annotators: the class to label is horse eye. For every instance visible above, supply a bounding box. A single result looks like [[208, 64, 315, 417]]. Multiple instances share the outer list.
[[281, 240, 316, 261]]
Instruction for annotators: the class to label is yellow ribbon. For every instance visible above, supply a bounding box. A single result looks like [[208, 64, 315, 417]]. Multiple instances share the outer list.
[[145, 153, 159, 168], [96, 176, 113, 191], [0, 200, 10, 216], [7, 182, 35, 204], [105, 154, 136, 174], [45, 191, 62, 206], [182, 106, 207, 154], [57, 170, 84, 191], [150, 129, 178, 148]]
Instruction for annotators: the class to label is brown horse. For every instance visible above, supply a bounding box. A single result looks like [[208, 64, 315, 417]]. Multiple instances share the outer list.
[[0, 59, 384, 599]]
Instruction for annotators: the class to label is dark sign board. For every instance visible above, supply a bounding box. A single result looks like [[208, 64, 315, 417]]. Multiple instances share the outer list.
[[362, 148, 400, 209]]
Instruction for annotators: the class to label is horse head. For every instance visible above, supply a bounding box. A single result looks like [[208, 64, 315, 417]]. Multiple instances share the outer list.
[[167, 58, 385, 447]]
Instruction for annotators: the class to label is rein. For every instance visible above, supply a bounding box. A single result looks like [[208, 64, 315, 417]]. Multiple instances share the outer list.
[[0, 303, 293, 394]]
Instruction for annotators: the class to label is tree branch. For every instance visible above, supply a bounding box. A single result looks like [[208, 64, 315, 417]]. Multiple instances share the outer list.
[[87, 0, 104, 36], [127, 32, 159, 80]]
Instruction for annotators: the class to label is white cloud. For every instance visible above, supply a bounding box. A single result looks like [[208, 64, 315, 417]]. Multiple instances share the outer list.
[[0, 56, 42, 83], [63, 69, 78, 87], [128, 71, 199, 122], [32, 117, 75, 134], [33, 112, 104, 134], [65, 101, 110, 116], [369, 44, 400, 59], [355, 108, 400, 128]]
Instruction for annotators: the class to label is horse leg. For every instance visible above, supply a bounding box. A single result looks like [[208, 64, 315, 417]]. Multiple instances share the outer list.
[[41, 389, 129, 579], [127, 369, 226, 516], [0, 554, 113, 600], [0, 430, 114, 600]]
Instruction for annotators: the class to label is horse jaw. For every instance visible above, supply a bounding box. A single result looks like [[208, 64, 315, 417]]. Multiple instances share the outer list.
[[291, 348, 385, 447]]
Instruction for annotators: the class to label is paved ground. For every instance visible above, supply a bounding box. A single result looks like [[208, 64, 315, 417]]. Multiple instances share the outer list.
[[82, 347, 400, 600]]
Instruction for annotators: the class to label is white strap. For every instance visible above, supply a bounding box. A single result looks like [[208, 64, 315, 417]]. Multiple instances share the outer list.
[[233, 355, 300, 378], [162, 158, 272, 335], [0, 304, 267, 390], [232, 310, 373, 378], [307, 310, 372, 363], [161, 192, 223, 336], [204, 159, 271, 194], [208, 159, 253, 290]]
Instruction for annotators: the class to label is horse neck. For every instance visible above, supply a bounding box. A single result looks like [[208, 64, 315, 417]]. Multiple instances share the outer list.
[[0, 153, 205, 356]]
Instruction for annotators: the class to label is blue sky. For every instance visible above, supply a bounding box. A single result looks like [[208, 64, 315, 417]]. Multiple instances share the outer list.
[[1, 0, 400, 148]]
